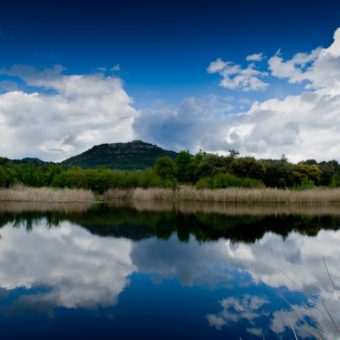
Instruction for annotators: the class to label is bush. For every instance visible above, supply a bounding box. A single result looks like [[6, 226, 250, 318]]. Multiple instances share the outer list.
[[294, 176, 315, 190], [195, 173, 264, 189], [196, 177, 212, 189], [330, 174, 340, 188]]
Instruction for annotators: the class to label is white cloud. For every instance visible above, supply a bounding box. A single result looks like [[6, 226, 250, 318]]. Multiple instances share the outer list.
[[224, 91, 340, 162], [1, 213, 340, 338], [0, 65, 139, 161], [207, 295, 269, 334], [246, 52, 264, 62], [268, 48, 322, 83], [270, 304, 335, 339], [268, 28, 340, 93], [174, 27, 337, 161], [131, 235, 233, 287], [133, 95, 232, 153], [207, 58, 268, 91], [132, 27, 340, 161], [0, 220, 135, 309], [209, 27, 340, 161], [132, 227, 340, 338], [2, 28, 340, 163]]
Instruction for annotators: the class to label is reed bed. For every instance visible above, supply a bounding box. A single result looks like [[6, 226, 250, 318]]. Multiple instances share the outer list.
[[2, 186, 340, 205], [107, 200, 340, 216], [0, 187, 94, 203], [0, 201, 93, 213], [102, 189, 133, 201], [104, 186, 340, 204]]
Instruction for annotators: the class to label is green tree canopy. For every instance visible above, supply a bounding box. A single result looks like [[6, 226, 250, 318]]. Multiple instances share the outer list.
[[154, 156, 176, 180]]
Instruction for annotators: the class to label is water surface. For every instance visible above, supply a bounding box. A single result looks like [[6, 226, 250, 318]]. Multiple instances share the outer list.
[[0, 203, 340, 339]]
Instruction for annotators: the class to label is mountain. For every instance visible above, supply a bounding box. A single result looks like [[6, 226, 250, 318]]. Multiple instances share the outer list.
[[61, 140, 178, 170], [20, 157, 45, 164], [0, 156, 46, 166]]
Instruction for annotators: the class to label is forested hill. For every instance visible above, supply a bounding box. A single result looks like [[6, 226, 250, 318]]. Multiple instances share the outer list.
[[61, 140, 178, 169]]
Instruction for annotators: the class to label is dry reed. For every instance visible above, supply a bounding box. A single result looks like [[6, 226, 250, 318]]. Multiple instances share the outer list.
[[3, 186, 340, 206], [0, 187, 94, 203], [107, 200, 340, 216], [0, 201, 93, 213], [104, 186, 340, 204]]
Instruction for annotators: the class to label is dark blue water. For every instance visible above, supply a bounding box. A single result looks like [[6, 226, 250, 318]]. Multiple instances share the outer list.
[[0, 205, 339, 339]]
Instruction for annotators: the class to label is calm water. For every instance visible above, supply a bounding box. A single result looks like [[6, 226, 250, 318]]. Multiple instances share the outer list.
[[0, 204, 340, 339]]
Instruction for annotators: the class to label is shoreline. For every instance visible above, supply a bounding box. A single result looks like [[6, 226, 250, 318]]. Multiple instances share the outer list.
[[0, 187, 94, 203], [1, 186, 340, 204], [1, 187, 340, 215], [103, 186, 340, 204]]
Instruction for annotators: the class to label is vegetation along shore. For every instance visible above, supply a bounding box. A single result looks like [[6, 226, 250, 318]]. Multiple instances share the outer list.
[[2, 186, 340, 205], [1, 141, 340, 203]]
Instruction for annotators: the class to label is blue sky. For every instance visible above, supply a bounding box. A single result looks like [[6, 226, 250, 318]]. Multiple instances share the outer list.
[[1, 0, 340, 161], [0, 0, 337, 102]]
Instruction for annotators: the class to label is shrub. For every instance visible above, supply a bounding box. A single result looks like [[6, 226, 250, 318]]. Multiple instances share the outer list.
[[196, 173, 264, 189]]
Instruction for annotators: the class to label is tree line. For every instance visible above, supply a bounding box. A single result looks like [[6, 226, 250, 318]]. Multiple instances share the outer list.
[[1, 150, 340, 193]]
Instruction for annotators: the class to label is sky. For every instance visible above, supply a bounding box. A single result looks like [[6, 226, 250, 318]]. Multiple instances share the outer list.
[[0, 0, 340, 162]]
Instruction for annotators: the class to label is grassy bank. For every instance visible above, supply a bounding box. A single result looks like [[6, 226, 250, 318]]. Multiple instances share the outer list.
[[103, 186, 340, 204], [0, 187, 94, 203], [108, 200, 340, 216]]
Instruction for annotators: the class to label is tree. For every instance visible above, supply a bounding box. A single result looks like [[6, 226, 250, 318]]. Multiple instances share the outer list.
[[154, 156, 176, 180], [0, 165, 13, 187], [228, 149, 239, 159], [175, 150, 193, 182], [263, 159, 294, 188], [292, 163, 322, 186], [193, 153, 234, 180], [230, 157, 267, 180], [318, 160, 339, 186]]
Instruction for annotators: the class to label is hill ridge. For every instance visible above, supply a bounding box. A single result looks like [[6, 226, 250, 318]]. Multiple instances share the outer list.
[[61, 140, 178, 169]]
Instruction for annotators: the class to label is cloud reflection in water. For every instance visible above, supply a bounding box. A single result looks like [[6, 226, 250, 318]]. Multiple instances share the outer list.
[[0, 217, 339, 338]]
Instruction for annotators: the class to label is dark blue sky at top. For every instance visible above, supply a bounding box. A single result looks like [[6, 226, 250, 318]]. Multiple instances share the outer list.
[[0, 0, 339, 106]]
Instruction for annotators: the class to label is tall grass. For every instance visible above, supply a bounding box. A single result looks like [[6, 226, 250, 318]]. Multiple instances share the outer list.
[[0, 201, 93, 213], [0, 187, 94, 203], [104, 186, 340, 204], [2, 186, 340, 205], [106, 199, 340, 216]]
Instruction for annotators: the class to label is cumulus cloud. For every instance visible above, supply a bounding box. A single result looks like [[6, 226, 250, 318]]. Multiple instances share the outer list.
[[224, 91, 340, 161], [268, 28, 340, 94], [0, 65, 138, 161], [0, 220, 134, 309], [135, 28, 340, 161], [207, 295, 269, 335], [2, 28, 340, 163], [133, 95, 232, 153], [132, 228, 340, 296], [207, 58, 269, 91], [1, 214, 340, 338], [131, 235, 233, 286], [202, 27, 340, 161], [246, 52, 264, 62], [159, 28, 336, 161], [131, 227, 340, 338], [268, 48, 322, 83]]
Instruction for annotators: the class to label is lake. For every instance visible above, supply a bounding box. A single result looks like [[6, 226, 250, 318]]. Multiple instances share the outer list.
[[0, 202, 339, 339]]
